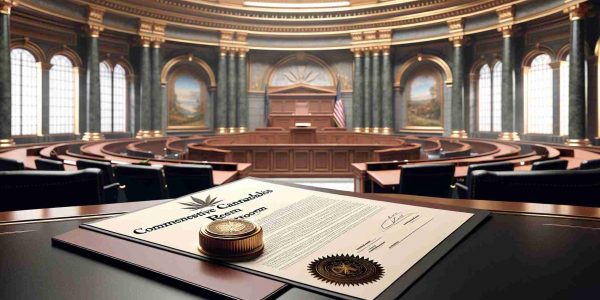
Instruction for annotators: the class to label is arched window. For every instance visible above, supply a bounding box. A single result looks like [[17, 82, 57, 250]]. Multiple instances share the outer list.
[[100, 62, 113, 132], [11, 48, 39, 136], [101, 61, 129, 132], [113, 64, 127, 132], [526, 54, 553, 134], [478, 65, 491, 131], [560, 55, 569, 136], [49, 55, 77, 134], [492, 62, 502, 131]]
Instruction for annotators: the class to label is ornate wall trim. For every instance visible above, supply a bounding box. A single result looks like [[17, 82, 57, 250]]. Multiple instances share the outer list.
[[265, 53, 336, 88], [394, 54, 453, 88], [10, 38, 47, 63], [160, 54, 216, 88], [47, 46, 84, 67]]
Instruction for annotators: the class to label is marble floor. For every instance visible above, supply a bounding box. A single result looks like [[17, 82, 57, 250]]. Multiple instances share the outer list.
[[267, 178, 354, 192]]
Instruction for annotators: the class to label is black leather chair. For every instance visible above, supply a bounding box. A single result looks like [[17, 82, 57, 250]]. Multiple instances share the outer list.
[[455, 161, 514, 198], [35, 158, 65, 171], [580, 158, 600, 170], [0, 157, 25, 171], [114, 165, 168, 201], [531, 159, 568, 171], [397, 163, 455, 198], [163, 164, 214, 198], [467, 169, 600, 207], [76, 159, 116, 185], [0, 169, 104, 211]]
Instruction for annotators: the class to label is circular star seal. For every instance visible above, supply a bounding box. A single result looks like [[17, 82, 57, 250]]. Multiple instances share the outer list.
[[308, 254, 384, 286]]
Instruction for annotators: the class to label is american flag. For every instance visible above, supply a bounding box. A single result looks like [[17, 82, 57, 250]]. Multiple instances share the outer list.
[[333, 79, 346, 128]]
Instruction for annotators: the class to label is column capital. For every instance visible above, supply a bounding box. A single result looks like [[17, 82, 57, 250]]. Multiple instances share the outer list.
[[497, 25, 513, 38], [0, 0, 16, 15], [238, 48, 249, 58], [496, 5, 514, 23], [220, 31, 249, 55], [449, 35, 465, 48], [564, 2, 588, 21], [86, 5, 105, 37], [447, 18, 464, 35], [351, 48, 362, 58], [548, 61, 561, 70], [138, 19, 165, 47]]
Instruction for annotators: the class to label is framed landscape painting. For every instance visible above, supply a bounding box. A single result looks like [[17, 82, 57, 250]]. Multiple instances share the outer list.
[[167, 67, 209, 130], [404, 67, 444, 132]]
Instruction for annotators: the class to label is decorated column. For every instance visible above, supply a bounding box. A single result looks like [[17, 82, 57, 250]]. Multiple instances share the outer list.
[[0, 2, 13, 147], [381, 47, 393, 134], [371, 49, 381, 133], [237, 49, 248, 132], [150, 40, 163, 137], [216, 49, 228, 133], [137, 39, 152, 138], [363, 50, 372, 132], [82, 9, 104, 141], [351, 49, 363, 131], [498, 26, 519, 141], [450, 35, 467, 138], [227, 50, 237, 133], [565, 3, 590, 146]]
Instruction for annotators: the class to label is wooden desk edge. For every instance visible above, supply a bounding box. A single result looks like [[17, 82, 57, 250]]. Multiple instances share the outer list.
[[2, 193, 599, 226]]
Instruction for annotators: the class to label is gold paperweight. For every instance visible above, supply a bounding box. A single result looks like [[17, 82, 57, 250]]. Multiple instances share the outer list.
[[198, 219, 264, 261]]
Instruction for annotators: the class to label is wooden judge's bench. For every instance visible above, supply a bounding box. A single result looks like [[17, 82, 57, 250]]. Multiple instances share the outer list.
[[267, 83, 336, 129]]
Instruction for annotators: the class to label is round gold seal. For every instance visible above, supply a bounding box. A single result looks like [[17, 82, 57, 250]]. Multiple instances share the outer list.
[[308, 254, 384, 286], [198, 219, 264, 261]]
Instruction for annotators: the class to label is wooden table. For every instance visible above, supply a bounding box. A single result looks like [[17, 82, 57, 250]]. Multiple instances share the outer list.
[[1, 186, 600, 300]]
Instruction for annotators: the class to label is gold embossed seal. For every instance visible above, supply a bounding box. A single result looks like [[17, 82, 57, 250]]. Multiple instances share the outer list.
[[198, 219, 263, 261]]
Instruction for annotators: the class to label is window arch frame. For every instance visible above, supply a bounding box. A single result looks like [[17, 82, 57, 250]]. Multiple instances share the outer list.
[[10, 43, 43, 137], [99, 58, 134, 133], [48, 52, 80, 135], [523, 49, 556, 135]]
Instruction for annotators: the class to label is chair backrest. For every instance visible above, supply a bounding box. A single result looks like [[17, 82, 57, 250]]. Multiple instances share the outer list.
[[163, 164, 214, 198], [580, 158, 600, 170], [0, 169, 104, 211], [531, 159, 568, 171], [465, 161, 514, 187], [467, 169, 600, 206], [0, 157, 25, 171], [76, 159, 115, 185], [398, 163, 456, 198], [114, 164, 168, 201], [35, 158, 65, 171]]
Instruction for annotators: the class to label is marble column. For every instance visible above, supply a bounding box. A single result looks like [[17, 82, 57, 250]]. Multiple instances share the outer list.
[[450, 37, 467, 138], [227, 51, 237, 132], [150, 42, 163, 137], [352, 50, 363, 131], [566, 6, 590, 146], [82, 31, 104, 141], [498, 27, 519, 141], [381, 48, 393, 134], [216, 50, 228, 133], [0, 11, 11, 146], [363, 51, 372, 132], [371, 50, 381, 133], [237, 50, 248, 132], [136, 41, 152, 138]]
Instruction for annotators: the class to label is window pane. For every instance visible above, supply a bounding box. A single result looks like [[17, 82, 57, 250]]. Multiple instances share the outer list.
[[49, 55, 75, 134], [100, 62, 112, 132], [11, 49, 38, 136], [113, 64, 127, 132], [560, 55, 569, 136], [492, 62, 502, 132], [478, 64, 491, 132], [527, 54, 553, 134]]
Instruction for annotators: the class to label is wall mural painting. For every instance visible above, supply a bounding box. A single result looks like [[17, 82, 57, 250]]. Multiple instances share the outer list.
[[167, 67, 209, 130], [406, 67, 443, 128]]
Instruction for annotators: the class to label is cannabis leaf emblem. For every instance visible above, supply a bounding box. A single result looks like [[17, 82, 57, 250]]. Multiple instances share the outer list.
[[180, 195, 222, 210]]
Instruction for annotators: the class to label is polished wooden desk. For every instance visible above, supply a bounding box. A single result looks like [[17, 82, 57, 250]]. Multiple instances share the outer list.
[[269, 114, 334, 129], [1, 190, 600, 300]]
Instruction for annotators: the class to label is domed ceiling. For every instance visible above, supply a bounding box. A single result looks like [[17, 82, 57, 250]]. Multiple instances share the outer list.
[[16, 0, 585, 50]]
